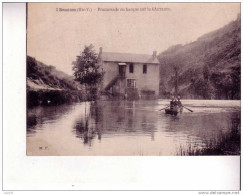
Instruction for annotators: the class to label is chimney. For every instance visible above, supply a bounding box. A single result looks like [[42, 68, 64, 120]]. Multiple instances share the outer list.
[[153, 50, 157, 58], [98, 47, 103, 64], [99, 47, 103, 54]]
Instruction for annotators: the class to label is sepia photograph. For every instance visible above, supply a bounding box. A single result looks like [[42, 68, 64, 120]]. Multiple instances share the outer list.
[[26, 3, 240, 156]]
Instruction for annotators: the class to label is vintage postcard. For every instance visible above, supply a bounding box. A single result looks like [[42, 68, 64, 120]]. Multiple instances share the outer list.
[[2, 2, 241, 192], [26, 3, 240, 156]]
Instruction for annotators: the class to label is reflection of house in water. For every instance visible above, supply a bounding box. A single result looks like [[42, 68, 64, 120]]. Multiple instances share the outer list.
[[73, 101, 157, 144], [96, 101, 157, 140], [73, 102, 102, 146], [74, 116, 102, 146], [98, 47, 160, 100]]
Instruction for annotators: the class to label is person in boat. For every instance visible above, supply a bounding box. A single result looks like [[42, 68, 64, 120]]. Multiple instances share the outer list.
[[176, 96, 183, 113], [176, 96, 182, 107], [170, 96, 176, 109]]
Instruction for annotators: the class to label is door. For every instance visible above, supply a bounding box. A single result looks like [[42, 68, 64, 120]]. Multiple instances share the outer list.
[[119, 65, 126, 78]]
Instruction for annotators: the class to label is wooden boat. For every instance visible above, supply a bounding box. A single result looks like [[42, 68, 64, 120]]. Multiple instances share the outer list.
[[165, 106, 183, 116]]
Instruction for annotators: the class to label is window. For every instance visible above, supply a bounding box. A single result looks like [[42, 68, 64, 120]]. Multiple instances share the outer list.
[[127, 79, 136, 88], [143, 64, 147, 74], [129, 63, 134, 73]]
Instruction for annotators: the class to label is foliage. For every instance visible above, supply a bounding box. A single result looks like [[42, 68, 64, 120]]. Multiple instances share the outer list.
[[177, 112, 240, 156], [27, 90, 84, 108], [72, 45, 104, 100], [190, 77, 213, 99], [72, 45, 103, 86], [210, 66, 241, 99], [27, 56, 82, 91]]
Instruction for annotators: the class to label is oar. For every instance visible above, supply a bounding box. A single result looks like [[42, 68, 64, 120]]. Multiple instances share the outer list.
[[159, 106, 170, 111], [182, 105, 193, 112]]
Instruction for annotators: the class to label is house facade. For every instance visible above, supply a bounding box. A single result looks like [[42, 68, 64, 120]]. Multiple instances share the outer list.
[[98, 47, 160, 100]]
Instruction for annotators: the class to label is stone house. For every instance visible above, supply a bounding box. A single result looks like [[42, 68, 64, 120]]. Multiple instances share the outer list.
[[97, 47, 160, 100]]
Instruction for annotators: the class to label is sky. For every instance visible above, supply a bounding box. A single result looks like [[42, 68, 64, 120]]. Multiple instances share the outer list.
[[27, 3, 240, 75]]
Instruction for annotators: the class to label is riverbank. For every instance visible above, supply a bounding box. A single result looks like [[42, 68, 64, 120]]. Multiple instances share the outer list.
[[27, 56, 87, 107], [178, 112, 240, 155], [27, 89, 85, 107]]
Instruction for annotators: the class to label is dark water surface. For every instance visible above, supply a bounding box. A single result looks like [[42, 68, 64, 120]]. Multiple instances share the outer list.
[[27, 100, 240, 155]]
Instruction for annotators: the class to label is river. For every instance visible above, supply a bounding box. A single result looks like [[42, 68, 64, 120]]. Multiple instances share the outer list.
[[27, 100, 240, 155]]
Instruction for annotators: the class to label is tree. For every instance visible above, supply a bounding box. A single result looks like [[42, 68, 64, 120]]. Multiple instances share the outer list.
[[173, 65, 179, 97], [230, 65, 240, 99], [72, 44, 103, 100], [210, 71, 233, 99], [169, 54, 183, 97], [203, 64, 211, 81], [191, 77, 214, 99]]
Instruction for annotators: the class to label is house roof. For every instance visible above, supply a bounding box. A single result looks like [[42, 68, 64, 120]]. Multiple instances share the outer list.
[[101, 52, 160, 64]]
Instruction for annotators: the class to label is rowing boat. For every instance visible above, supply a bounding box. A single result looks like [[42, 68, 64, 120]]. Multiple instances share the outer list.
[[165, 106, 183, 116]]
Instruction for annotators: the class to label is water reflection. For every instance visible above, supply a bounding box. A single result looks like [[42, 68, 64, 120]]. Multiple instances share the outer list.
[[27, 104, 74, 136], [73, 102, 102, 146], [71, 100, 239, 145], [27, 99, 240, 155]]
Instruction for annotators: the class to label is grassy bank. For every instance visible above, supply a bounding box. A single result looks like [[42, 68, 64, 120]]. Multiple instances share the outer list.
[[27, 89, 85, 108], [178, 112, 240, 155]]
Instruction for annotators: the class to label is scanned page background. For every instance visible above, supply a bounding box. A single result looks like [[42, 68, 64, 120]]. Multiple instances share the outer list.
[[2, 2, 241, 190]]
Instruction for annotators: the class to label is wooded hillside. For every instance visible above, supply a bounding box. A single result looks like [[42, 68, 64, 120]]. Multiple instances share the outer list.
[[158, 15, 240, 100], [27, 56, 84, 107], [27, 56, 82, 91]]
